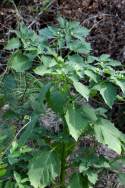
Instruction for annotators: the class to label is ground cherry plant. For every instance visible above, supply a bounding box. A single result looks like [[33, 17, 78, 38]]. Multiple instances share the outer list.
[[1, 17, 125, 188]]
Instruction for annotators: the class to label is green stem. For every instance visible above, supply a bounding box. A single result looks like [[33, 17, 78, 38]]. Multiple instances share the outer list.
[[60, 142, 66, 188]]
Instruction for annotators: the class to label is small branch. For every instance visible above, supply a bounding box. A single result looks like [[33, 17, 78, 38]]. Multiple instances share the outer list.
[[2, 117, 31, 156], [14, 117, 31, 140], [28, 0, 55, 28], [10, 0, 23, 22]]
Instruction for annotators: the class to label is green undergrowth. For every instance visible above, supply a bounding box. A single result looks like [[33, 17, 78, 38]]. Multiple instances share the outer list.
[[0, 17, 125, 188]]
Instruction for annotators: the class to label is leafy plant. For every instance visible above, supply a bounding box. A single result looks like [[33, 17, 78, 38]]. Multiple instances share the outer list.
[[1, 17, 125, 187]]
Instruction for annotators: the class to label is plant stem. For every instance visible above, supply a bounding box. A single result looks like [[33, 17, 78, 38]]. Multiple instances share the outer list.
[[10, 0, 23, 21], [60, 142, 66, 188]]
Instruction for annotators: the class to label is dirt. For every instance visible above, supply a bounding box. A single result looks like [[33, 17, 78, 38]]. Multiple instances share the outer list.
[[1, 0, 125, 64], [60, 0, 125, 62]]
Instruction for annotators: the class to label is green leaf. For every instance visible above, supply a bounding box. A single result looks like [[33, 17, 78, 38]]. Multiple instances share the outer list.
[[19, 23, 37, 42], [98, 54, 121, 67], [95, 107, 107, 118], [3, 74, 16, 91], [94, 118, 122, 154], [68, 173, 84, 188], [39, 26, 56, 40], [14, 171, 22, 184], [28, 149, 60, 188], [99, 83, 117, 108], [73, 26, 89, 39], [8, 52, 32, 72], [65, 106, 88, 141], [58, 17, 66, 28], [79, 156, 110, 172], [5, 38, 21, 50], [34, 65, 52, 76], [82, 104, 97, 122], [86, 171, 98, 185], [99, 54, 110, 62], [87, 56, 98, 64], [73, 81, 90, 101], [68, 40, 91, 54], [106, 60, 121, 67], [48, 89, 68, 114], [84, 70, 99, 83], [114, 79, 125, 94], [42, 56, 57, 67], [68, 54, 83, 64], [118, 173, 125, 185]]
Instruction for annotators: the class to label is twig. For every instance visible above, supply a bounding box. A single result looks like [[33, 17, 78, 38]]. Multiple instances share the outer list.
[[14, 117, 31, 140], [10, 0, 23, 22], [2, 117, 31, 156], [28, 0, 55, 28], [82, 13, 119, 25]]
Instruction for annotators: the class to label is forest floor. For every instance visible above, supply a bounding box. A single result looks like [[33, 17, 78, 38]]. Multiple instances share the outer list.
[[1, 0, 125, 187]]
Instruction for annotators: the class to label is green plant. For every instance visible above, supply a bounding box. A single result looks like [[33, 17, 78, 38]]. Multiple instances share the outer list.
[[1, 17, 125, 187]]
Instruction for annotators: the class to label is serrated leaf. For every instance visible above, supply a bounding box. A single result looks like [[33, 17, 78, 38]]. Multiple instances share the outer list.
[[68, 40, 91, 54], [73, 26, 89, 40], [73, 81, 90, 101], [87, 56, 98, 64], [99, 83, 117, 108], [106, 60, 121, 67], [19, 23, 37, 42], [98, 54, 121, 67], [39, 27, 53, 39], [8, 52, 32, 72], [39, 26, 57, 40], [94, 118, 122, 154], [58, 17, 66, 28], [65, 106, 88, 141], [5, 38, 21, 50], [99, 54, 110, 62], [28, 149, 60, 188], [79, 156, 110, 172]]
